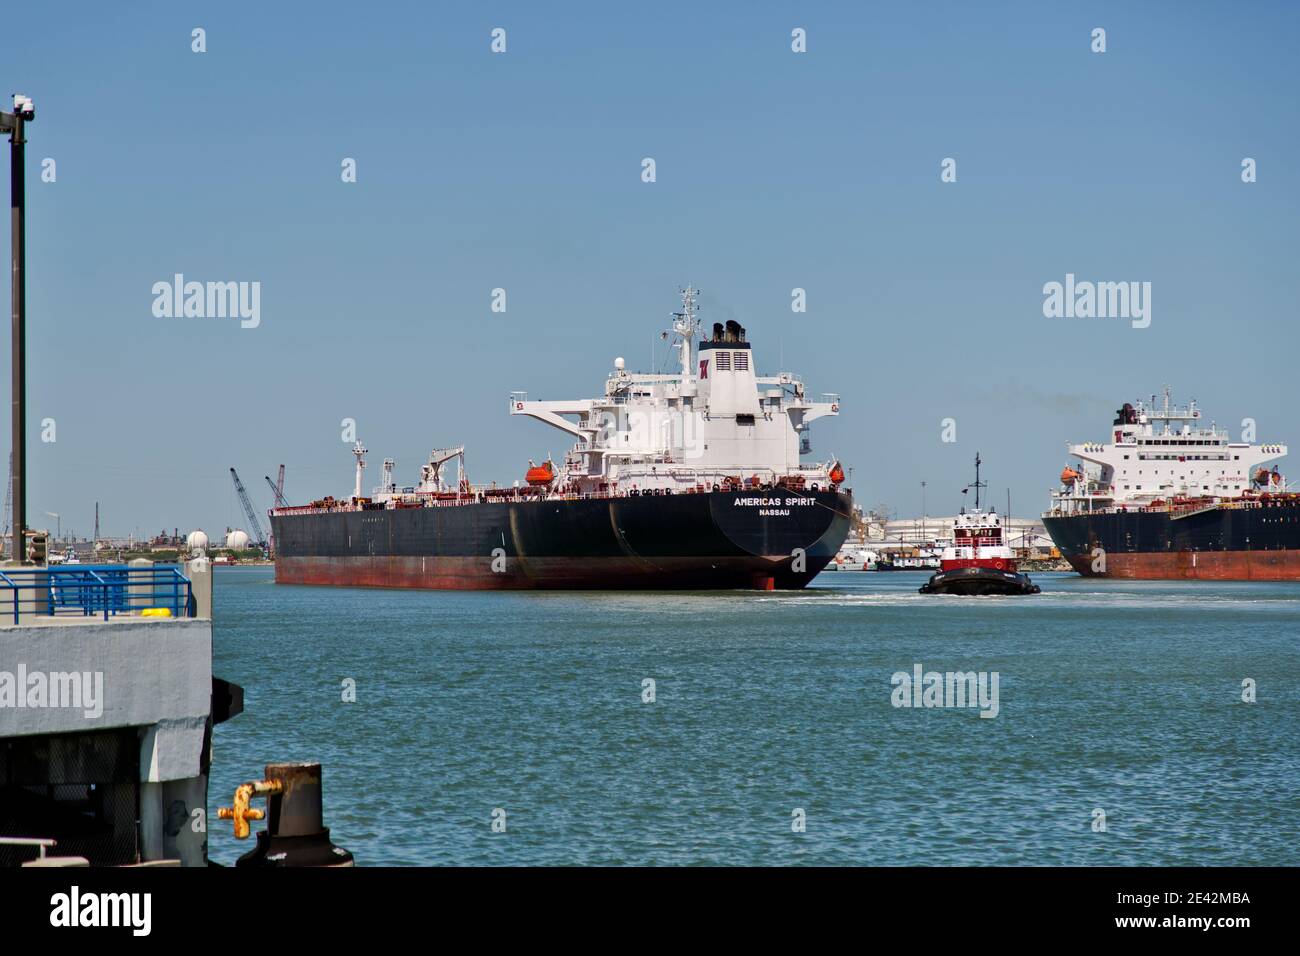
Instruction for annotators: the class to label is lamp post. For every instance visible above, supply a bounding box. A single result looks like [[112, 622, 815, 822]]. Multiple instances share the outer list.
[[1, 94, 34, 563], [920, 480, 927, 544]]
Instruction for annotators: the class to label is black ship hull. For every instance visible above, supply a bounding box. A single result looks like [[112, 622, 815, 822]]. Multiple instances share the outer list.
[[919, 566, 1040, 595], [1043, 499, 1300, 579], [271, 489, 853, 590]]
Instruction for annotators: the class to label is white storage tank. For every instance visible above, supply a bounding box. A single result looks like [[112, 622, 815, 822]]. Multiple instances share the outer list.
[[225, 529, 250, 550], [186, 529, 209, 552]]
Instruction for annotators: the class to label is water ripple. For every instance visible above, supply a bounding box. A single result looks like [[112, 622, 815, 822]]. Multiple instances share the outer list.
[[207, 568, 1300, 865]]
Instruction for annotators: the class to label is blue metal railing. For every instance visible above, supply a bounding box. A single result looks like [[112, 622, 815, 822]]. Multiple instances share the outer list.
[[0, 564, 193, 625]]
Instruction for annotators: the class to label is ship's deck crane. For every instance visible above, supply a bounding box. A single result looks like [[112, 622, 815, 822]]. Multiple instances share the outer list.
[[419, 446, 468, 493], [230, 467, 269, 550]]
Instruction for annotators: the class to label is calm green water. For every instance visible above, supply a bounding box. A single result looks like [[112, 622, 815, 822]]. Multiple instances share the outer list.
[[208, 568, 1300, 866]]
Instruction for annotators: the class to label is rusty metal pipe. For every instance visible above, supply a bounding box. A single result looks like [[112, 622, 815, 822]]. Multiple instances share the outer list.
[[219, 762, 352, 865], [217, 778, 284, 839]]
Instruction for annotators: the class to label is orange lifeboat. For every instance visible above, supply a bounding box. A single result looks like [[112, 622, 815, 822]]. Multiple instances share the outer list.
[[1060, 466, 1081, 484], [525, 459, 555, 486], [829, 462, 845, 485]]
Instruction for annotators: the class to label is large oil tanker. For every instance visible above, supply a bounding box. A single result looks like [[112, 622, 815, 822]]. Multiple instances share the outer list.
[[270, 289, 853, 589], [1042, 388, 1299, 579]]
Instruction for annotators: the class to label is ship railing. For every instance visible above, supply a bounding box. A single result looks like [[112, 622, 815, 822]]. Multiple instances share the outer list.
[[1045, 495, 1290, 519], [272, 477, 846, 514], [0, 837, 57, 860], [0, 564, 193, 626]]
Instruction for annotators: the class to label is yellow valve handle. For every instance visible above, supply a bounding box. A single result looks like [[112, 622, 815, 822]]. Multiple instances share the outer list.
[[216, 779, 283, 839]]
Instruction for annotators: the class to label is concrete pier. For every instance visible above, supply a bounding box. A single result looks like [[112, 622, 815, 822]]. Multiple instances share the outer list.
[[0, 562, 217, 867]]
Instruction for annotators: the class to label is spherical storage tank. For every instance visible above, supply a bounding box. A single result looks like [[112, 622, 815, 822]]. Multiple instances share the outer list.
[[186, 529, 210, 551], [225, 529, 250, 550]]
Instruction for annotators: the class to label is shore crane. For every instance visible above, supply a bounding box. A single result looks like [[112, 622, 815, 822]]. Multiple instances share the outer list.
[[264, 464, 288, 507], [230, 467, 268, 550]]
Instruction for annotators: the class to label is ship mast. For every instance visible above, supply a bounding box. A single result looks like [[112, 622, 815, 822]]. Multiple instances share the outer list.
[[671, 285, 700, 380], [352, 441, 367, 500], [964, 452, 986, 510]]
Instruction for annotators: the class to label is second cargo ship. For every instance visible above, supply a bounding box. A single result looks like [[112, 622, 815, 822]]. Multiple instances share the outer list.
[[1042, 388, 1299, 580], [271, 289, 853, 590]]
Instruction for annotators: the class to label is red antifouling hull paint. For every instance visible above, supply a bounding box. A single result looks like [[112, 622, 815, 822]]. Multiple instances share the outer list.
[[1043, 501, 1300, 581], [1066, 549, 1300, 580], [277, 556, 814, 591]]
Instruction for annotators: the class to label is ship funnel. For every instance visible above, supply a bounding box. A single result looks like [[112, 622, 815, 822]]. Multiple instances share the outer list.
[[712, 322, 725, 342], [725, 319, 742, 342]]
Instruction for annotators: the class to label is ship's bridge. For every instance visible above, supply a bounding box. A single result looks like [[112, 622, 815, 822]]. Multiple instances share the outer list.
[[1050, 389, 1289, 513], [507, 291, 842, 494]]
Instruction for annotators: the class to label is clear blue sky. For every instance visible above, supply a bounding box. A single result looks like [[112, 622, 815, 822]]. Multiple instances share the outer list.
[[4, 0, 1297, 539]]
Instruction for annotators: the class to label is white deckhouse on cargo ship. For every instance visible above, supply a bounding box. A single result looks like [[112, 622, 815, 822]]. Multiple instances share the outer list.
[[506, 286, 844, 496]]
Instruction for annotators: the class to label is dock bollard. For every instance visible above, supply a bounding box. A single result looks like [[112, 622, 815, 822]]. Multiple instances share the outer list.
[[217, 762, 354, 867]]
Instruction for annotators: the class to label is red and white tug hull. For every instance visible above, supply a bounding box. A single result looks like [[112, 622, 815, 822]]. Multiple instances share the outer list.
[[922, 546, 1040, 596]]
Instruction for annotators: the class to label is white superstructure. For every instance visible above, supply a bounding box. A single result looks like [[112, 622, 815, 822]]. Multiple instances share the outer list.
[[940, 509, 1015, 568], [508, 287, 843, 495], [1051, 387, 1287, 515]]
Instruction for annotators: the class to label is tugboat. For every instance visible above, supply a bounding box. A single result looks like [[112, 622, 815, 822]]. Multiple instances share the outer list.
[[919, 453, 1040, 596]]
